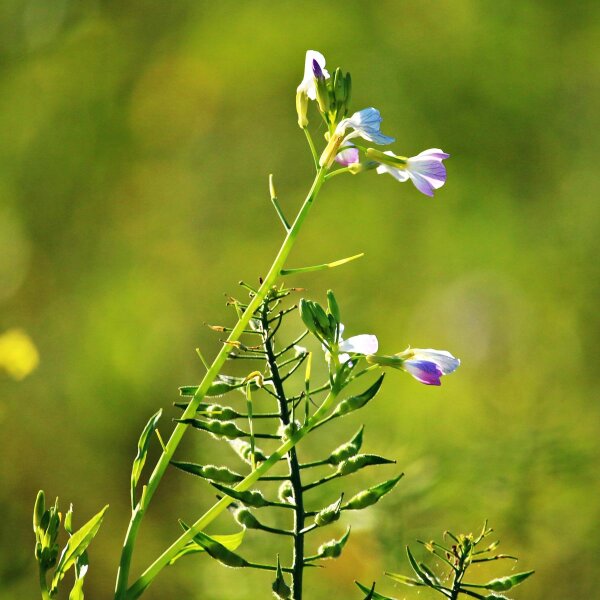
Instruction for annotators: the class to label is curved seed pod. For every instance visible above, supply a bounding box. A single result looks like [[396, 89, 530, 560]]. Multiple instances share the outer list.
[[170, 462, 244, 484], [231, 505, 262, 530], [314, 495, 343, 527], [343, 474, 403, 511], [336, 454, 395, 476], [278, 420, 300, 441], [229, 439, 268, 464], [178, 418, 246, 439], [272, 556, 292, 599], [313, 526, 351, 560], [211, 482, 269, 508], [328, 425, 365, 465], [201, 404, 241, 421], [482, 571, 534, 592], [331, 375, 385, 418], [278, 481, 294, 504]]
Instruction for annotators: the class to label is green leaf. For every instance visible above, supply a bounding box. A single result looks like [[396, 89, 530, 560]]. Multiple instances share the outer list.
[[187, 529, 248, 568], [280, 252, 364, 275], [130, 409, 162, 508], [343, 474, 403, 510], [50, 505, 108, 593], [169, 525, 245, 565], [331, 375, 385, 418], [406, 546, 436, 587], [355, 581, 398, 600], [170, 461, 244, 484], [385, 571, 425, 587]]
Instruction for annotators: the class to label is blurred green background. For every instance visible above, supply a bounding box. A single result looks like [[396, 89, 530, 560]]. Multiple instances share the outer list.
[[1, 1, 599, 598]]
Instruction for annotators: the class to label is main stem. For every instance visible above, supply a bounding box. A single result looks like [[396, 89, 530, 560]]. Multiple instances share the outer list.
[[115, 166, 328, 599], [261, 305, 305, 599]]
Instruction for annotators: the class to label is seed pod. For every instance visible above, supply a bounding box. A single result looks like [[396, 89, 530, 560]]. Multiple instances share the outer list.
[[202, 404, 240, 421], [328, 426, 364, 465], [315, 526, 351, 560], [180, 418, 246, 439], [193, 531, 249, 568], [331, 375, 385, 418], [278, 420, 300, 441], [483, 571, 535, 592], [211, 482, 269, 508], [272, 556, 292, 599], [231, 505, 262, 530], [229, 439, 268, 464], [64, 504, 73, 535], [343, 474, 403, 510], [314, 495, 343, 527], [336, 454, 395, 476], [171, 461, 244, 484], [278, 481, 294, 504]]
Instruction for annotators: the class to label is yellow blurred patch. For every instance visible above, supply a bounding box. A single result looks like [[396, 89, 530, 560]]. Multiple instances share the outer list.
[[0, 328, 39, 380]]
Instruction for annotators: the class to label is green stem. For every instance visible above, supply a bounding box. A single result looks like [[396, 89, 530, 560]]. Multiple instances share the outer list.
[[303, 128, 319, 170], [115, 166, 328, 599], [38, 566, 50, 600]]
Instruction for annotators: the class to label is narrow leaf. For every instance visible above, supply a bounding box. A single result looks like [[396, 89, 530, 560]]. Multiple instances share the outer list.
[[281, 252, 364, 276], [331, 375, 385, 418], [385, 571, 425, 587], [355, 581, 398, 600], [131, 409, 162, 508]]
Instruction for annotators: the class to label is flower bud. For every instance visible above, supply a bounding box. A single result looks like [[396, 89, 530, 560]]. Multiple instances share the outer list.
[[33, 490, 45, 532], [296, 89, 309, 128]]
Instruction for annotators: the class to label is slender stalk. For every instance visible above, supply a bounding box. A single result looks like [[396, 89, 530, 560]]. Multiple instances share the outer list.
[[303, 128, 319, 170], [261, 303, 305, 599], [38, 566, 50, 600], [115, 166, 328, 599]]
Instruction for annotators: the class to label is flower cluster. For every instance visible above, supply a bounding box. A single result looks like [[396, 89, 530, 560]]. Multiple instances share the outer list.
[[296, 51, 449, 197]]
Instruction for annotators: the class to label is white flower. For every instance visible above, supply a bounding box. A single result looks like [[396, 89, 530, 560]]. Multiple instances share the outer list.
[[336, 108, 395, 145], [402, 348, 460, 386], [326, 324, 379, 364], [297, 50, 329, 101], [376, 148, 449, 197]]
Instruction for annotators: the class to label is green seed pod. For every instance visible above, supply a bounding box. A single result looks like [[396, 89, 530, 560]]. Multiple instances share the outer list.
[[182, 418, 246, 439], [229, 439, 268, 464], [278, 481, 294, 504], [278, 420, 300, 441], [171, 461, 244, 484], [231, 505, 262, 530], [336, 454, 395, 476], [326, 290, 341, 323], [343, 474, 404, 511], [331, 375, 385, 418], [272, 556, 292, 599], [203, 404, 240, 421], [211, 482, 269, 508], [483, 571, 535, 592], [316, 526, 351, 560], [328, 426, 364, 465], [314, 495, 343, 527]]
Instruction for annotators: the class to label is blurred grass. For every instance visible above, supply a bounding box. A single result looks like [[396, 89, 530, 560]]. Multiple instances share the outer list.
[[1, 0, 599, 598]]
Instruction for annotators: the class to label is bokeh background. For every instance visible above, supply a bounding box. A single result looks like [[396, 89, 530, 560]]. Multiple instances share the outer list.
[[1, 1, 599, 598]]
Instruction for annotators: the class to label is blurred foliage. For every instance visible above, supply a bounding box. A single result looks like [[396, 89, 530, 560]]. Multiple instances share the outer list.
[[1, 1, 599, 598]]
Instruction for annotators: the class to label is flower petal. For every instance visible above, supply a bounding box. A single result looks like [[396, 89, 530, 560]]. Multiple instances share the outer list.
[[338, 108, 395, 145], [403, 360, 443, 386], [335, 145, 360, 166], [411, 349, 460, 375], [298, 50, 329, 100], [339, 334, 379, 356]]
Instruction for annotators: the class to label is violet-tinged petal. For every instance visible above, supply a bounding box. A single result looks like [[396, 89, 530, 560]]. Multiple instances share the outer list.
[[338, 108, 395, 145], [403, 360, 443, 386], [376, 162, 410, 182], [411, 349, 460, 374], [335, 146, 360, 166], [298, 50, 329, 100], [339, 334, 379, 356], [312, 58, 324, 79], [407, 171, 436, 197]]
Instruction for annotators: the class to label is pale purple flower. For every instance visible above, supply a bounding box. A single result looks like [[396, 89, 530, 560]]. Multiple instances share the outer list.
[[297, 50, 329, 101], [326, 324, 379, 364], [336, 108, 395, 145], [402, 349, 460, 386], [335, 143, 360, 166], [376, 148, 449, 197]]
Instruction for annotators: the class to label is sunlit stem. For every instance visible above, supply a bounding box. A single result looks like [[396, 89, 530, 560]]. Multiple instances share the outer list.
[[303, 128, 319, 170], [114, 166, 329, 599]]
